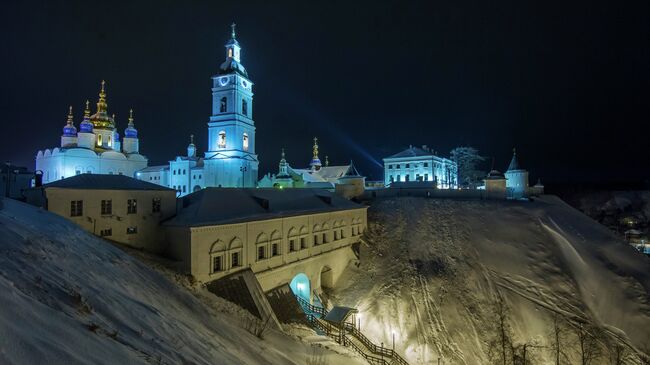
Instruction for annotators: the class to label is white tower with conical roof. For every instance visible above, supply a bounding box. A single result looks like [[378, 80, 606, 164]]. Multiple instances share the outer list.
[[504, 148, 529, 199]]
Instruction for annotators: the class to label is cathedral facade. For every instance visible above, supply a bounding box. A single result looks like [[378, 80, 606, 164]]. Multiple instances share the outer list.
[[136, 24, 258, 196], [35, 82, 148, 184]]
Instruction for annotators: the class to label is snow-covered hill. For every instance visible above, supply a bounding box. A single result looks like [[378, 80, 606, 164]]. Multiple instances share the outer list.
[[328, 196, 650, 364], [0, 197, 364, 365]]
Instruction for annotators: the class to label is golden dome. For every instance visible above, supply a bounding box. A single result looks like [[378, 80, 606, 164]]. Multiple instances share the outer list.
[[89, 80, 115, 129]]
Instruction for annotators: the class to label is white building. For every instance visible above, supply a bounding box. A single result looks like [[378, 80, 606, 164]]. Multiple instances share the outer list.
[[382, 145, 458, 188], [136, 24, 258, 196], [35, 82, 148, 184]]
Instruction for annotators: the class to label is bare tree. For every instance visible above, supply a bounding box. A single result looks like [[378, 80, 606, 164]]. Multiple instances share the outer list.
[[573, 322, 602, 365], [548, 313, 569, 365], [487, 296, 514, 365], [512, 340, 543, 365]]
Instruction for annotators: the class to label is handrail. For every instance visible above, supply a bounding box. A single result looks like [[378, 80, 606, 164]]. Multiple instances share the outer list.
[[297, 296, 409, 365]]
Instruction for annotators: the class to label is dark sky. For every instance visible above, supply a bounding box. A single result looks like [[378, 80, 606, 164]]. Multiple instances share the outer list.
[[1, 0, 648, 183]]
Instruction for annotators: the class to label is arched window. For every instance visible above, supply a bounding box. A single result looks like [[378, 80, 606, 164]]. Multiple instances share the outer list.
[[220, 97, 227, 113], [242, 133, 249, 151], [97, 134, 102, 146], [218, 131, 226, 148], [242, 99, 248, 116], [107, 134, 112, 147]]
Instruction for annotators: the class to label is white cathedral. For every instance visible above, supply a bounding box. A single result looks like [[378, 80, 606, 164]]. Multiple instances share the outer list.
[[35, 81, 148, 184], [136, 24, 259, 195]]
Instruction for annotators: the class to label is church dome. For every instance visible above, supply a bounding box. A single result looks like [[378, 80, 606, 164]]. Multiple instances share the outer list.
[[89, 80, 115, 130], [218, 59, 248, 77], [62, 106, 77, 136], [124, 109, 138, 138], [79, 100, 93, 133]]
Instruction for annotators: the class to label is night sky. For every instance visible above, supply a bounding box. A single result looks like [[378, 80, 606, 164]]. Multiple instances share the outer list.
[[1, 0, 648, 183]]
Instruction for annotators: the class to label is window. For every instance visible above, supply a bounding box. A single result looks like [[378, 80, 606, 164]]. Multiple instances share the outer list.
[[243, 133, 249, 151], [107, 134, 112, 147], [289, 239, 296, 252], [340, 229, 345, 239], [218, 131, 226, 148], [182, 185, 186, 193], [322, 232, 327, 244], [272, 243, 279, 256], [231, 252, 240, 267], [152, 198, 161, 213], [424, 173, 429, 181], [228, 48, 233, 58], [389, 175, 394, 182], [101, 200, 112, 215], [220, 97, 227, 113], [257, 246, 265, 260], [424, 162, 429, 167], [300, 237, 307, 249], [334, 231, 339, 240], [397, 175, 401, 182], [405, 174, 410, 182], [313, 234, 319, 245], [75, 170, 81, 175], [406, 163, 410, 168], [70, 200, 83, 217], [183, 169, 186, 175], [388, 164, 393, 169], [100, 228, 112, 237], [97, 134, 102, 146], [212, 255, 223, 272], [173, 170, 176, 175], [242, 99, 248, 116], [396, 164, 400, 169], [127, 199, 137, 214], [126, 226, 138, 234]]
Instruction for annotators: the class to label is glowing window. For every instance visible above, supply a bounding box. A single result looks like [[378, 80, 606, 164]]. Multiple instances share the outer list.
[[218, 131, 226, 148], [97, 134, 102, 146], [107, 134, 112, 147], [228, 48, 233, 58], [243, 133, 249, 151]]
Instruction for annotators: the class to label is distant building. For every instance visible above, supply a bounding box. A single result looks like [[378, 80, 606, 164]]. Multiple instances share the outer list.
[[24, 174, 176, 251], [1, 163, 33, 200], [135, 24, 258, 195], [483, 169, 507, 199], [163, 188, 368, 287], [35, 82, 148, 184], [382, 145, 458, 188], [258, 138, 366, 198], [505, 148, 532, 199]]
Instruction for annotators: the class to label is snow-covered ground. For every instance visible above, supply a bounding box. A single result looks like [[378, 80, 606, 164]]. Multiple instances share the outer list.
[[0, 197, 365, 365], [327, 196, 650, 364]]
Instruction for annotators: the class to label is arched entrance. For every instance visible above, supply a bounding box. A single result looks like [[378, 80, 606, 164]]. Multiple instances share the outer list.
[[320, 265, 334, 289], [289, 273, 310, 302]]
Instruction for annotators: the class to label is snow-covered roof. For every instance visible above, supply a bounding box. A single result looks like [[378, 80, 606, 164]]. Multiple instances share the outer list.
[[165, 188, 364, 227], [323, 306, 357, 324], [38, 174, 174, 191], [138, 165, 170, 173], [385, 146, 433, 159]]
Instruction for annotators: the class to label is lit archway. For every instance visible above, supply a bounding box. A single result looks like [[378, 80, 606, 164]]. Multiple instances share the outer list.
[[289, 273, 311, 301]]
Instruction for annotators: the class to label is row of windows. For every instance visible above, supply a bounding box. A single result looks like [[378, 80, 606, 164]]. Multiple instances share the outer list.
[[387, 163, 429, 169], [219, 97, 249, 116], [70, 198, 161, 217], [389, 174, 430, 182], [217, 131, 249, 151], [99, 226, 137, 237]]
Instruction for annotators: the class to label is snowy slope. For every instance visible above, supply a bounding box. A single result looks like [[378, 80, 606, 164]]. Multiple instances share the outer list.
[[327, 196, 650, 364], [0, 198, 365, 365]]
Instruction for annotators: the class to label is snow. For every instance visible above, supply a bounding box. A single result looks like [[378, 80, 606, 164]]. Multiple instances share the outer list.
[[326, 195, 650, 364], [0, 197, 365, 365]]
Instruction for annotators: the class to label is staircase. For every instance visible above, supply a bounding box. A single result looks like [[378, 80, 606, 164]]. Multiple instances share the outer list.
[[296, 296, 409, 365]]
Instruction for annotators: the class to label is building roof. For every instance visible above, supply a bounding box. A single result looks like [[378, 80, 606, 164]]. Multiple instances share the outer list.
[[323, 306, 358, 324], [164, 188, 365, 227], [138, 165, 170, 173], [386, 146, 433, 159], [40, 174, 174, 191], [507, 149, 525, 172]]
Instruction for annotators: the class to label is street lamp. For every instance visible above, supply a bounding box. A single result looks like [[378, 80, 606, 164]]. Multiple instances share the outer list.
[[240, 165, 248, 188]]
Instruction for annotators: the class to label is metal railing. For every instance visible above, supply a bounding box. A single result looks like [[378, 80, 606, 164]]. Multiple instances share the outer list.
[[297, 296, 409, 365]]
